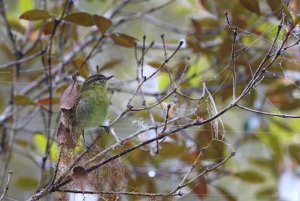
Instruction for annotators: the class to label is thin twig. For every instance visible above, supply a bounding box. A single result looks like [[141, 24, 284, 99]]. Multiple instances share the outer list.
[[237, 104, 300, 118], [169, 149, 204, 195], [0, 171, 13, 201], [56, 189, 182, 197], [225, 12, 238, 100], [0, 49, 47, 69]]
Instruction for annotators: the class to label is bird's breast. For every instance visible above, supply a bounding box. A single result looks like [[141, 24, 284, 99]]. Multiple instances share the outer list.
[[75, 91, 108, 129]]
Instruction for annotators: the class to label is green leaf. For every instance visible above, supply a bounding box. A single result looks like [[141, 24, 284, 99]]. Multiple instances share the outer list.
[[250, 158, 273, 168], [256, 187, 276, 199], [268, 134, 282, 163], [19, 9, 52, 21], [34, 132, 58, 161], [159, 142, 186, 158], [234, 170, 265, 183], [110, 33, 137, 48], [14, 95, 35, 105], [18, 0, 34, 14], [15, 176, 38, 190], [158, 72, 171, 91], [93, 15, 112, 35], [239, 0, 260, 15], [64, 12, 94, 26], [216, 186, 237, 201], [282, 3, 293, 23], [294, 15, 300, 25]]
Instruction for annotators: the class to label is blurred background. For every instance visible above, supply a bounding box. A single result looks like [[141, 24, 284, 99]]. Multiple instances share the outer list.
[[0, 0, 300, 200]]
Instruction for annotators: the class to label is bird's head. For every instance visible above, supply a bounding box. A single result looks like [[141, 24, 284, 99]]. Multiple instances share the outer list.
[[81, 74, 113, 91]]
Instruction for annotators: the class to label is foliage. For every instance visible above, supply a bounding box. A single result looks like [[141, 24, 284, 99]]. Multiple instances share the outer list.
[[0, 0, 300, 201]]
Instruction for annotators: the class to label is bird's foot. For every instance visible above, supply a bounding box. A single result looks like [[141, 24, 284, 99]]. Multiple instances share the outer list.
[[99, 126, 111, 134], [82, 130, 91, 150], [84, 142, 91, 150]]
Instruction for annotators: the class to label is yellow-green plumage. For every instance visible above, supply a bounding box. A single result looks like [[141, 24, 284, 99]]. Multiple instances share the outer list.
[[74, 74, 112, 130]]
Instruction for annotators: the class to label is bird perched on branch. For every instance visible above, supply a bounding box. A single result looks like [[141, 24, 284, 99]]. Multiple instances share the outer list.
[[58, 74, 113, 148]]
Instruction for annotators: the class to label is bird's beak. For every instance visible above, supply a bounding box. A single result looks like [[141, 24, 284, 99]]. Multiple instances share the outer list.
[[106, 75, 114, 80]]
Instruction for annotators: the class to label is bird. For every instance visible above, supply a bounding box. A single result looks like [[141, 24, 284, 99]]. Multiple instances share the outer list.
[[75, 74, 112, 130], [74, 74, 113, 145], [59, 74, 113, 148]]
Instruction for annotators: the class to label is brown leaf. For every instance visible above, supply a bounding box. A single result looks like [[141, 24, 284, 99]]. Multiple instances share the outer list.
[[20, 9, 52, 21], [98, 59, 122, 73], [110, 33, 137, 48], [288, 144, 300, 164], [193, 176, 208, 199], [239, 0, 260, 15], [72, 166, 88, 191], [59, 81, 80, 110], [37, 97, 59, 105], [148, 61, 163, 68], [56, 122, 76, 149], [64, 12, 94, 26], [93, 15, 112, 35], [71, 58, 89, 79], [147, 61, 170, 72], [43, 20, 55, 35]]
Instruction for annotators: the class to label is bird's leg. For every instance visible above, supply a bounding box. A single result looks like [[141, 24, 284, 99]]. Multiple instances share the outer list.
[[82, 129, 91, 150]]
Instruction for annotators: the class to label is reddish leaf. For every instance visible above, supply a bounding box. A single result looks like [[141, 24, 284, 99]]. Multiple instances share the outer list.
[[110, 33, 137, 48], [56, 122, 76, 149], [72, 166, 89, 191], [20, 9, 52, 21], [37, 97, 59, 105], [64, 12, 94, 26], [93, 15, 112, 35], [270, 92, 290, 104], [43, 20, 55, 35], [192, 177, 208, 199], [239, 0, 260, 15], [59, 81, 80, 110]]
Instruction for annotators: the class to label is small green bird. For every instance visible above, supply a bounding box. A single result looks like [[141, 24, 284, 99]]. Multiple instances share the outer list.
[[75, 74, 112, 129], [58, 74, 112, 148], [73, 74, 112, 145]]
